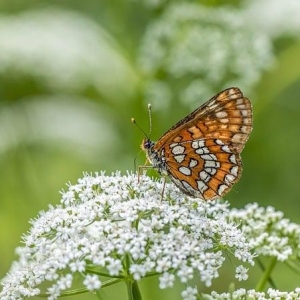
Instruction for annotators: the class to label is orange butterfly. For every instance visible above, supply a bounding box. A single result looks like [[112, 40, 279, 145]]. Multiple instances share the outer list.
[[138, 87, 252, 200]]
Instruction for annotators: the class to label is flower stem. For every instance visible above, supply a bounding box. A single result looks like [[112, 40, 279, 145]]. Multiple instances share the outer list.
[[124, 252, 142, 300], [255, 257, 277, 291], [126, 280, 142, 300], [132, 281, 142, 300], [126, 280, 134, 300]]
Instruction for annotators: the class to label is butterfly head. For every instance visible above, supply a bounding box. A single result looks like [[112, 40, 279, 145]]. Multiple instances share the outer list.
[[141, 138, 154, 151], [141, 138, 156, 166], [132, 104, 167, 174]]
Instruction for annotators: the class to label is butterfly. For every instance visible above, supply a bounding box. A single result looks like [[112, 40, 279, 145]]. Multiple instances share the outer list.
[[138, 87, 252, 200]]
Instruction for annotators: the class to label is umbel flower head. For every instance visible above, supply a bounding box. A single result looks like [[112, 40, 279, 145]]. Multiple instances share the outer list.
[[229, 203, 300, 261], [138, 2, 274, 108], [207, 287, 300, 300], [0, 172, 254, 300]]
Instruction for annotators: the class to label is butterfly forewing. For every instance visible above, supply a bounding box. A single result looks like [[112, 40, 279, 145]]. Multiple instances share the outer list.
[[155, 87, 252, 153], [142, 87, 252, 200]]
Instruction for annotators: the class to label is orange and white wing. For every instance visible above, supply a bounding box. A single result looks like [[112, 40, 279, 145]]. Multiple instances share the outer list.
[[155, 87, 252, 200], [163, 138, 242, 200], [155, 87, 252, 154]]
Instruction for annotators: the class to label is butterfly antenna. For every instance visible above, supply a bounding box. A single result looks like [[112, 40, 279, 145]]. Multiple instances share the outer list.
[[148, 103, 152, 139], [131, 103, 153, 140], [131, 105, 152, 172], [131, 118, 149, 139]]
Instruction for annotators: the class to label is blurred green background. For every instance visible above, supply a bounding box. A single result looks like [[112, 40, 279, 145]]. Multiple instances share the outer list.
[[1, 0, 300, 299]]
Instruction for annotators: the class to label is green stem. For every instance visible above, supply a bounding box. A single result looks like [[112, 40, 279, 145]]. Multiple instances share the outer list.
[[85, 267, 125, 278], [286, 259, 300, 275], [255, 257, 277, 291], [123, 252, 142, 300], [126, 279, 142, 300], [126, 280, 134, 300], [38, 278, 122, 298], [132, 281, 142, 300]]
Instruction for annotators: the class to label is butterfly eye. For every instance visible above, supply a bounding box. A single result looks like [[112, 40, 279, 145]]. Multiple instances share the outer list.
[[142, 139, 153, 150]]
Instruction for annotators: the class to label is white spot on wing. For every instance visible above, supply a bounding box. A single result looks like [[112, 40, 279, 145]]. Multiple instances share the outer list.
[[225, 174, 235, 184], [241, 110, 249, 117], [200, 171, 210, 183], [230, 166, 239, 176], [179, 166, 191, 176], [174, 155, 185, 163], [228, 89, 236, 96], [189, 159, 198, 168], [208, 103, 218, 110], [240, 126, 247, 133], [216, 111, 228, 118], [205, 160, 220, 168], [220, 118, 229, 124], [197, 180, 208, 193], [201, 154, 217, 161], [195, 147, 209, 155], [221, 145, 231, 153], [218, 184, 228, 196], [215, 139, 224, 145], [171, 145, 185, 155], [205, 167, 217, 175], [229, 154, 237, 164], [192, 140, 205, 149]]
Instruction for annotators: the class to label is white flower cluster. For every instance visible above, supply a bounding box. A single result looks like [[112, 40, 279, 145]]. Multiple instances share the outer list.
[[245, 0, 300, 38], [0, 172, 254, 300], [141, 0, 300, 40], [138, 2, 274, 108], [229, 203, 300, 261], [0, 8, 137, 100], [207, 287, 300, 299]]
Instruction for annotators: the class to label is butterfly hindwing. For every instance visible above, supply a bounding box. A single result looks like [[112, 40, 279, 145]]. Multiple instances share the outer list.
[[164, 138, 242, 200]]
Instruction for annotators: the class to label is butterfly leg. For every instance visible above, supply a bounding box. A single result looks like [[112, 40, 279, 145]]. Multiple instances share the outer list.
[[160, 176, 167, 200], [137, 164, 166, 199], [137, 164, 152, 183]]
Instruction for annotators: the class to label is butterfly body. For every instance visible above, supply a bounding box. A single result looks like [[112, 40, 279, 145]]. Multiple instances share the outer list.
[[141, 87, 252, 201], [142, 138, 168, 176]]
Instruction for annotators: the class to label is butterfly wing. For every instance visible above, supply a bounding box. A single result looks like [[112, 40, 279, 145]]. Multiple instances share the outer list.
[[163, 138, 242, 200], [154, 87, 252, 200], [155, 87, 252, 153]]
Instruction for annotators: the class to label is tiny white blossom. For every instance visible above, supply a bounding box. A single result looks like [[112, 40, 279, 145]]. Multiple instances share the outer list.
[[181, 286, 198, 300], [159, 272, 175, 289], [106, 258, 123, 276], [69, 260, 86, 272], [83, 274, 101, 291], [177, 265, 194, 283], [129, 264, 147, 280], [235, 265, 248, 281], [57, 274, 73, 290]]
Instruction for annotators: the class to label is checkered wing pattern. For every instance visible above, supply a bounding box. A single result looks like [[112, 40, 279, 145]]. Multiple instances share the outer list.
[[143, 87, 252, 200]]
